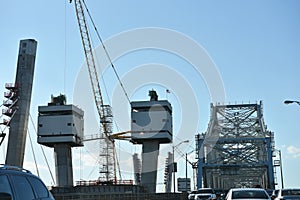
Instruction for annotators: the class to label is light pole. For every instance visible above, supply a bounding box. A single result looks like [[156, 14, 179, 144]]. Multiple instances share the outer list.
[[279, 150, 284, 189], [172, 140, 189, 193], [185, 149, 195, 192], [186, 153, 188, 191], [283, 100, 298, 186], [284, 100, 300, 106]]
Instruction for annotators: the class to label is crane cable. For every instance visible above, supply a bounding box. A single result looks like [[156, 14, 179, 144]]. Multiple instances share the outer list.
[[81, 0, 131, 104], [27, 128, 39, 177]]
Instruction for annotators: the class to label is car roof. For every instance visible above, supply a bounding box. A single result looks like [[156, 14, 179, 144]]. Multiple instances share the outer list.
[[0, 164, 38, 178], [230, 188, 267, 191], [281, 188, 300, 190], [0, 164, 32, 172]]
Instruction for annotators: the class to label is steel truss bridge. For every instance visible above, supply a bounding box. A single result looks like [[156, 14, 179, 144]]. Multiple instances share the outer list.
[[196, 102, 276, 190]]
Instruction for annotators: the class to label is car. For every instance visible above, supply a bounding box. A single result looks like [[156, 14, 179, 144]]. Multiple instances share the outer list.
[[273, 188, 300, 200], [0, 164, 55, 200], [188, 190, 199, 200], [194, 188, 217, 200], [225, 188, 271, 200]]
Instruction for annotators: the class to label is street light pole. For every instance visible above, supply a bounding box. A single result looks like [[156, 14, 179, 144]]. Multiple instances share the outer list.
[[172, 140, 189, 193], [186, 153, 188, 192], [185, 149, 195, 192], [282, 100, 298, 187], [172, 145, 175, 193]]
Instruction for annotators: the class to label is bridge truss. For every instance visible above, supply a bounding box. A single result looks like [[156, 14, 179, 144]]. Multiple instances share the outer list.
[[196, 102, 276, 190]]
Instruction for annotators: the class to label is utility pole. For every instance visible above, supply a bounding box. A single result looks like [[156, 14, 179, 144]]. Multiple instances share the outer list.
[[172, 145, 175, 193], [172, 140, 189, 193], [186, 153, 188, 192]]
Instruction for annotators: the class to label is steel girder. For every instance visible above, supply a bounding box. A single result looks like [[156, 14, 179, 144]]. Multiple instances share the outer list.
[[197, 102, 275, 190]]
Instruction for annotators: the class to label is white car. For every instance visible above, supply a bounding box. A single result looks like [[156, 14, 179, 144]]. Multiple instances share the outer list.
[[226, 188, 270, 200], [194, 188, 217, 200], [188, 190, 198, 200]]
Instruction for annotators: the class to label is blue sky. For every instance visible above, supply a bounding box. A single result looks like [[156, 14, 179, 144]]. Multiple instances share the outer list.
[[0, 0, 299, 191]]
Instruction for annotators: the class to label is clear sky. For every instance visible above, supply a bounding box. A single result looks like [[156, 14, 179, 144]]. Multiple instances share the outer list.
[[0, 0, 299, 192]]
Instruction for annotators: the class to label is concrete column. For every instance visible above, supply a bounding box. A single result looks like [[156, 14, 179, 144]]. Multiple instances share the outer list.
[[54, 144, 74, 187], [6, 39, 37, 167], [141, 141, 159, 193]]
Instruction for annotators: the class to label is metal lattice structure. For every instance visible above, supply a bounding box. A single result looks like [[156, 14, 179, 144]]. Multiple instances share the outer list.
[[72, 0, 117, 183], [132, 153, 141, 185], [98, 105, 116, 183], [1, 83, 19, 146], [196, 102, 275, 190], [164, 152, 173, 193]]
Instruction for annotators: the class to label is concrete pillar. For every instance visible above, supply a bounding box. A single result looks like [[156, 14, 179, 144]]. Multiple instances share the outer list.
[[141, 141, 159, 193], [54, 144, 74, 187], [6, 39, 37, 167]]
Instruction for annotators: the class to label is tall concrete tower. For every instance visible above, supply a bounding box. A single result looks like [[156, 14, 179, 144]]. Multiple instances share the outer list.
[[5, 39, 37, 167], [37, 94, 84, 187], [131, 90, 173, 193]]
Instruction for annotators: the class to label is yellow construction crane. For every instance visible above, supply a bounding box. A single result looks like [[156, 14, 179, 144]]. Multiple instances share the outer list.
[[70, 0, 117, 183]]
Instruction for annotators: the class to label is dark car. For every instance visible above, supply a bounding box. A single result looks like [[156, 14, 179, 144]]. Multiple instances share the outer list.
[[0, 164, 55, 200], [274, 189, 300, 200]]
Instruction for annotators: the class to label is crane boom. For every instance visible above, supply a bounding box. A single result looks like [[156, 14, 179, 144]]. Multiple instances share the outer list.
[[72, 0, 117, 183], [73, 0, 111, 140]]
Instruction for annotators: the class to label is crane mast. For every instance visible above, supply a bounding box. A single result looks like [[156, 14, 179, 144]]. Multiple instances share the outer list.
[[72, 0, 117, 183]]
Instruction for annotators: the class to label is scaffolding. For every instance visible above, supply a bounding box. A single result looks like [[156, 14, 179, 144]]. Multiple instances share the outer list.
[[1, 83, 19, 145], [164, 152, 173, 192], [98, 105, 116, 184], [133, 153, 141, 185], [196, 102, 276, 190]]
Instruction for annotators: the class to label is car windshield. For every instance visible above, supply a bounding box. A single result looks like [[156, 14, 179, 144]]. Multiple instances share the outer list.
[[232, 190, 269, 199], [282, 189, 300, 196]]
